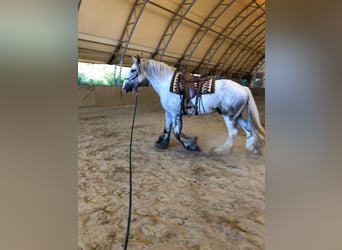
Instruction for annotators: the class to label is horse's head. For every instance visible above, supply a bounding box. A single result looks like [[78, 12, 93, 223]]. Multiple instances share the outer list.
[[122, 55, 146, 93]]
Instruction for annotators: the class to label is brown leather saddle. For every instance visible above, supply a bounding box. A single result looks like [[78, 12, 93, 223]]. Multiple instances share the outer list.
[[170, 70, 215, 115]]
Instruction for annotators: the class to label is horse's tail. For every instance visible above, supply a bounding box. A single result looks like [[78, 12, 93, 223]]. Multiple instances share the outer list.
[[246, 88, 265, 143]]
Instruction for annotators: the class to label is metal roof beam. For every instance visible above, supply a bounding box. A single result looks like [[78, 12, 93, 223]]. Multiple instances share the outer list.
[[220, 40, 264, 77], [252, 0, 265, 13], [177, 0, 236, 67], [79, 47, 113, 56], [210, 13, 265, 75], [251, 56, 265, 75], [107, 0, 148, 65], [245, 52, 265, 74], [232, 34, 264, 72], [148, 0, 260, 61], [194, 0, 262, 74], [224, 30, 265, 73], [78, 0, 82, 12], [152, 0, 196, 61]]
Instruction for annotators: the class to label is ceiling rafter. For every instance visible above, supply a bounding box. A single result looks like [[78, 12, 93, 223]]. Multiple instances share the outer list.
[[222, 41, 264, 78], [252, 0, 265, 13], [251, 56, 265, 75], [246, 51, 265, 74], [78, 0, 82, 11], [233, 33, 265, 72], [211, 14, 265, 75], [176, 0, 236, 67], [226, 50, 264, 79], [221, 27, 265, 74], [107, 0, 148, 65], [151, 0, 196, 61], [78, 47, 113, 56], [194, 0, 262, 74], [148, 0, 261, 61]]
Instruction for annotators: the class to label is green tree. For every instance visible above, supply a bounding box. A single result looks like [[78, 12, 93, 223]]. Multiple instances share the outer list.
[[104, 71, 114, 85], [78, 72, 88, 85]]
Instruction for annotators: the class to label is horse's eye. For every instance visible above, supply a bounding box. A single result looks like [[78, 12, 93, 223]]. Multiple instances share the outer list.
[[131, 69, 136, 73]]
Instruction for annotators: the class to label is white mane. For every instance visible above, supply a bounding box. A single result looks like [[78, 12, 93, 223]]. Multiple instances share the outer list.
[[141, 59, 175, 83]]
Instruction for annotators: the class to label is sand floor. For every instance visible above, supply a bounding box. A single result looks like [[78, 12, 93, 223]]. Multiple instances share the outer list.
[[78, 97, 265, 250]]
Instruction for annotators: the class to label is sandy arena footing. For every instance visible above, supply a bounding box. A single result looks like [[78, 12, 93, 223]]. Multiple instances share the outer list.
[[78, 97, 265, 250]]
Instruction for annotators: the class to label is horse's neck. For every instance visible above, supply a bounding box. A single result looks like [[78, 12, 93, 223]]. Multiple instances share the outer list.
[[143, 61, 174, 96]]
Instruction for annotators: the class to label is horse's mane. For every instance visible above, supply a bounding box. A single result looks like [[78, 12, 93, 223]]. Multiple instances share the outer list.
[[142, 59, 175, 80]]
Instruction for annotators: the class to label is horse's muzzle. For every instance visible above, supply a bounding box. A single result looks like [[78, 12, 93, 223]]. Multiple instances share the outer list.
[[122, 82, 137, 93], [122, 82, 131, 93]]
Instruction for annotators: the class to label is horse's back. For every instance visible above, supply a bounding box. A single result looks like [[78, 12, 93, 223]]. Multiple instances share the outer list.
[[215, 79, 249, 100]]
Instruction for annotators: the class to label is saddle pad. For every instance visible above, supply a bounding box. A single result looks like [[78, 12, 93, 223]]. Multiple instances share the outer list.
[[170, 71, 215, 95]]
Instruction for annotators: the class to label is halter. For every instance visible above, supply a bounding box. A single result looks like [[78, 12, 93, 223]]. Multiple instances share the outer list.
[[124, 72, 140, 92], [125, 72, 139, 82]]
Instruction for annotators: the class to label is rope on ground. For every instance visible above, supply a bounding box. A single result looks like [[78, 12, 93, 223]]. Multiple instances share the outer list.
[[124, 93, 138, 250]]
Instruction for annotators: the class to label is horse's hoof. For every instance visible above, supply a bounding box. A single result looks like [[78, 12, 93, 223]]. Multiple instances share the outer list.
[[184, 142, 201, 151], [187, 144, 201, 152], [252, 147, 262, 155], [155, 136, 169, 149], [247, 147, 262, 155], [155, 142, 168, 149], [210, 146, 231, 156]]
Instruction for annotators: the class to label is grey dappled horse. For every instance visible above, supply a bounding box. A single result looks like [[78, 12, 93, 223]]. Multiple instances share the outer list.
[[123, 55, 265, 154]]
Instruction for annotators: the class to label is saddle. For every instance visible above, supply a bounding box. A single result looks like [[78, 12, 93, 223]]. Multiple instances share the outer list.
[[170, 69, 215, 115]]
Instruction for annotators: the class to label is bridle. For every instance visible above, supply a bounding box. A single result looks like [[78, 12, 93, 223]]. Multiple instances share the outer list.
[[124, 71, 140, 92], [124, 72, 139, 82]]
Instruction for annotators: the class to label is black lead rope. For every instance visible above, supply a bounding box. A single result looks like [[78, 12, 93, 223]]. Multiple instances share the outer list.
[[124, 93, 138, 250]]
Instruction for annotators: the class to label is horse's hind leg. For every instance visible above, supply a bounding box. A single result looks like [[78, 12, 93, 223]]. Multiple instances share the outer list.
[[155, 111, 172, 149], [237, 117, 261, 155], [172, 113, 200, 151], [213, 115, 238, 154]]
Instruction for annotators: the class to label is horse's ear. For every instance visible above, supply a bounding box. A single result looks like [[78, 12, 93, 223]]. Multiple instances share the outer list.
[[136, 54, 141, 65], [132, 55, 141, 65]]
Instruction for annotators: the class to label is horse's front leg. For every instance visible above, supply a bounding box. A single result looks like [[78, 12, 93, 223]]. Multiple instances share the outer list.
[[172, 113, 200, 151], [155, 111, 172, 149]]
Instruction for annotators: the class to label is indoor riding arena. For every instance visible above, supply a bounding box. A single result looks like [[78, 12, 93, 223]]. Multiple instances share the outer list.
[[78, 1, 265, 249]]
